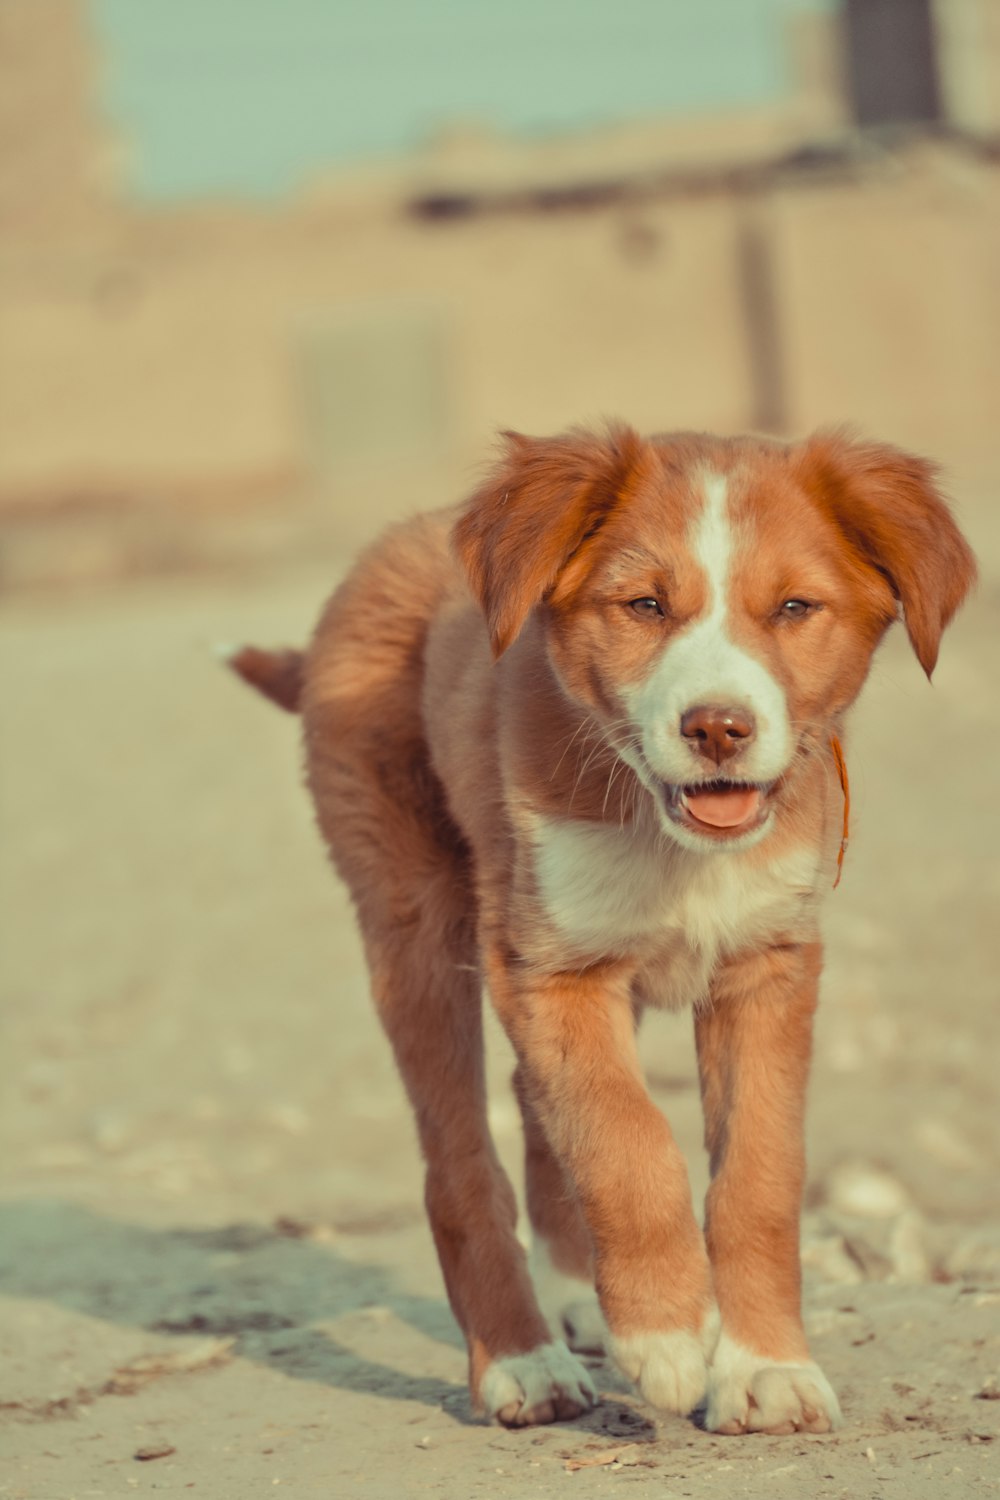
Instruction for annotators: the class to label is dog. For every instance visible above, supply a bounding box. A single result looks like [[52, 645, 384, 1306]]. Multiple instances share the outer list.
[[230, 424, 975, 1434]]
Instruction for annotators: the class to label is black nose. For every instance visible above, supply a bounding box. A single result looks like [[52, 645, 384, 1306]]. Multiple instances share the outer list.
[[680, 704, 756, 767]]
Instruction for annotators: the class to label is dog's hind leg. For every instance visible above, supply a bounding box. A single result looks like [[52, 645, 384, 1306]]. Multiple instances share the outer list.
[[362, 900, 596, 1425], [303, 683, 596, 1425]]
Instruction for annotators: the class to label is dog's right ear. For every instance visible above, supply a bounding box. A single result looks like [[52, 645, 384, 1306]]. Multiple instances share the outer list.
[[453, 424, 648, 658]]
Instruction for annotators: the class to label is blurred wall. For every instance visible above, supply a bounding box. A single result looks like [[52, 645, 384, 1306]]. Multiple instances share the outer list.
[[88, 0, 838, 199], [0, 0, 997, 584], [934, 0, 1000, 134]]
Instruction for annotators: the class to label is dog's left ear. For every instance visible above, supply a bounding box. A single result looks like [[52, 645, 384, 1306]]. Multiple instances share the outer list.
[[454, 423, 649, 658], [796, 431, 977, 677]]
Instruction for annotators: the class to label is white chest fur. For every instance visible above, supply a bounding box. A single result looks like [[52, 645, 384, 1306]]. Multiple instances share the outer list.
[[530, 814, 820, 1008]]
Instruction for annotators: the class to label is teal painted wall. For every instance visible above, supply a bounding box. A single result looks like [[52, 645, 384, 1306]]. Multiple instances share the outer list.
[[91, 0, 834, 200]]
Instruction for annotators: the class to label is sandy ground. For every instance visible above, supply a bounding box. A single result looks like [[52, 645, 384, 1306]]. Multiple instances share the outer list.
[[2, 481, 999, 1498]]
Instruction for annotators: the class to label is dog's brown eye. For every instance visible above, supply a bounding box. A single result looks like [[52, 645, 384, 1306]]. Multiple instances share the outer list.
[[778, 598, 812, 620], [629, 597, 664, 619]]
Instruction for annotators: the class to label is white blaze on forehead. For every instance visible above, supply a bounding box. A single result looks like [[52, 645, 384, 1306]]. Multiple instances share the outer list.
[[622, 470, 791, 786], [697, 472, 733, 610]]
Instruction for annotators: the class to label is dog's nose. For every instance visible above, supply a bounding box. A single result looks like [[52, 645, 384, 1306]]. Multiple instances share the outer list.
[[680, 704, 756, 767]]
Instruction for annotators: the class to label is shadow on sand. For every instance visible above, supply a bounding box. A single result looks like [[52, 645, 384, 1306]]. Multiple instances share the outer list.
[[0, 1198, 480, 1420]]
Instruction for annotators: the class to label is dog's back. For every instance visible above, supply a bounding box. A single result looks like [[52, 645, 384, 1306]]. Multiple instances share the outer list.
[[298, 511, 467, 908]]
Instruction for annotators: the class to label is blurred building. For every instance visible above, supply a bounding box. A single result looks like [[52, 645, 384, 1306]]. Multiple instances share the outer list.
[[933, 0, 1000, 134], [0, 0, 118, 238], [0, 0, 997, 585], [843, 0, 1000, 131]]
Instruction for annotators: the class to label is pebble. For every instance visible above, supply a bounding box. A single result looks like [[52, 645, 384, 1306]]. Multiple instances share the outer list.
[[945, 1229, 1000, 1280], [888, 1209, 932, 1283], [823, 1161, 913, 1219], [914, 1118, 984, 1172], [134, 1444, 176, 1462], [801, 1232, 864, 1285], [802, 1205, 933, 1285], [803, 1305, 869, 1339]]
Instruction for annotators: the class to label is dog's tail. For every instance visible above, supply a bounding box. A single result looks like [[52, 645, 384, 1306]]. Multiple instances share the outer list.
[[222, 644, 304, 714]]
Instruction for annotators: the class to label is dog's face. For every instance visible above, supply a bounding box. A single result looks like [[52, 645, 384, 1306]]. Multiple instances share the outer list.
[[455, 426, 975, 850]]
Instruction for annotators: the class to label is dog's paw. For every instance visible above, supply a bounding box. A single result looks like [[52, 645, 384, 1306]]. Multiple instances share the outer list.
[[609, 1328, 709, 1414], [479, 1341, 598, 1427], [530, 1240, 607, 1354], [705, 1334, 842, 1434]]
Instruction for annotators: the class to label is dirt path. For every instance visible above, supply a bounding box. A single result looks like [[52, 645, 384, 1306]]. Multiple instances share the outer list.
[[2, 496, 998, 1496]]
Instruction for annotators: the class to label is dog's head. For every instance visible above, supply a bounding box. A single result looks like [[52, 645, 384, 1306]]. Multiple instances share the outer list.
[[454, 425, 976, 851]]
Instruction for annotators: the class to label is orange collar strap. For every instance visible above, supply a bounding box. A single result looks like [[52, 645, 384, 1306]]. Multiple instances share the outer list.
[[829, 732, 851, 888]]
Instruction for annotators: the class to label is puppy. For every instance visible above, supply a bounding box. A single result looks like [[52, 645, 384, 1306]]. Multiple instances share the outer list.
[[231, 425, 975, 1433]]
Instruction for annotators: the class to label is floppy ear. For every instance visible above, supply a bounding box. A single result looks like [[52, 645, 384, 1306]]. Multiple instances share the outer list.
[[797, 431, 977, 677], [453, 423, 648, 658]]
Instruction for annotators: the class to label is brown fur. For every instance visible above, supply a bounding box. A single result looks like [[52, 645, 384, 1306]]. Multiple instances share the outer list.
[[228, 645, 304, 713], [230, 424, 975, 1428]]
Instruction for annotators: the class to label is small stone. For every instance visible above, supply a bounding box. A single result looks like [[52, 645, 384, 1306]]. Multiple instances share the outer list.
[[946, 1229, 1000, 1280], [914, 1118, 983, 1172], [801, 1233, 864, 1285], [888, 1210, 932, 1284], [823, 1161, 912, 1219], [839, 1229, 893, 1281], [804, 1305, 868, 1339], [134, 1444, 176, 1462]]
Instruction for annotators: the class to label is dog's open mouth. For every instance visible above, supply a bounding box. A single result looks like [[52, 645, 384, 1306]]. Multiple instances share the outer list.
[[661, 779, 773, 839]]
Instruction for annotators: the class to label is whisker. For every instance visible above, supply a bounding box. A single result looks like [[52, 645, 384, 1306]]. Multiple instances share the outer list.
[[571, 734, 614, 807], [601, 752, 630, 819], [549, 715, 601, 780]]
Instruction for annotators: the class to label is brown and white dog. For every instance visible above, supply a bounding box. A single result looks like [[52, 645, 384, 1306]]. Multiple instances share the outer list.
[[231, 425, 975, 1435]]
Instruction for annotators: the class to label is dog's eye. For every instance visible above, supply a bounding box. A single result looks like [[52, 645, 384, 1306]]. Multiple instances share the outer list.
[[628, 597, 664, 619], [778, 598, 813, 620]]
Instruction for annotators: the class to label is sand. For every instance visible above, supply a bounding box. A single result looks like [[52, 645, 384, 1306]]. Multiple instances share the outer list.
[[1, 489, 998, 1496]]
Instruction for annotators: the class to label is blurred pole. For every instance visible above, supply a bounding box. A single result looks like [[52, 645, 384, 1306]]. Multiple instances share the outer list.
[[734, 192, 786, 437]]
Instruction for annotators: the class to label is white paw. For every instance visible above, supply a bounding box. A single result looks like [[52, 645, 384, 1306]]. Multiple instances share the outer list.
[[479, 1341, 598, 1426], [529, 1239, 607, 1353], [705, 1333, 842, 1434], [609, 1328, 709, 1414]]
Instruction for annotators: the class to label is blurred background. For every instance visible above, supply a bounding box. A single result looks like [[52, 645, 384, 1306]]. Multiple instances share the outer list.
[[2, 4, 999, 1491], [1, 0, 998, 581]]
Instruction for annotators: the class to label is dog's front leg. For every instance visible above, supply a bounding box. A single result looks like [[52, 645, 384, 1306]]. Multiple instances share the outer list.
[[695, 940, 842, 1434], [488, 949, 714, 1415]]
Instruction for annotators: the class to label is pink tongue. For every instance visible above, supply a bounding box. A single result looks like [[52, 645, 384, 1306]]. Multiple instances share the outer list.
[[683, 785, 761, 829]]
